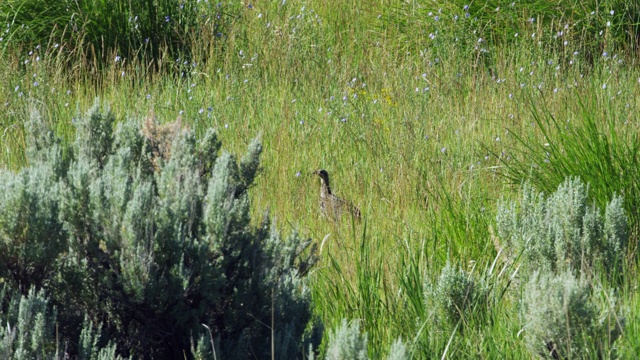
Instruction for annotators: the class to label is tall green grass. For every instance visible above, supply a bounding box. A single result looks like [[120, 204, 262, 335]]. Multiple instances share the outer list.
[[388, 0, 640, 61], [501, 88, 640, 239], [0, 0, 242, 64], [1, 0, 640, 357]]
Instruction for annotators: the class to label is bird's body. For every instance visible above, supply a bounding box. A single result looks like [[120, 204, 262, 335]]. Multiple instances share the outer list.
[[313, 169, 361, 221]]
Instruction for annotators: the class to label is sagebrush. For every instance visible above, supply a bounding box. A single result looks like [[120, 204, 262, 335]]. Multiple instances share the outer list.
[[0, 101, 320, 359]]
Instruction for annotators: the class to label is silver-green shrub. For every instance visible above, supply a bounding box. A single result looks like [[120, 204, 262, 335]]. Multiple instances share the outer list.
[[386, 338, 408, 360], [0, 107, 68, 291], [0, 286, 123, 360], [322, 320, 406, 360], [423, 262, 488, 327], [521, 270, 623, 359], [496, 177, 628, 275], [78, 315, 124, 360], [0, 101, 319, 359], [0, 287, 58, 359], [325, 319, 369, 360]]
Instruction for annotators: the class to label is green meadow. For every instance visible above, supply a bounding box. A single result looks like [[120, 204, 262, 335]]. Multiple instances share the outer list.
[[1, 0, 640, 358]]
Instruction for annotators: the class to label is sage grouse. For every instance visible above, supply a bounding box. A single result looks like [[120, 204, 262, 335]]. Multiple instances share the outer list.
[[313, 169, 361, 220]]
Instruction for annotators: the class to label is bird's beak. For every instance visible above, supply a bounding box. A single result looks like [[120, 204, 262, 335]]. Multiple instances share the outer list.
[[312, 170, 319, 176]]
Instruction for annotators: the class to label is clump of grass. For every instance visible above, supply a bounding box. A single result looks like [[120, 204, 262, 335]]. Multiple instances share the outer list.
[[0, 0, 242, 64], [501, 91, 640, 237], [386, 0, 640, 62]]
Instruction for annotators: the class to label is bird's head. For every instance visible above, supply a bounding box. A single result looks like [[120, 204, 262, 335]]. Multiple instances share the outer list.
[[313, 169, 330, 184]]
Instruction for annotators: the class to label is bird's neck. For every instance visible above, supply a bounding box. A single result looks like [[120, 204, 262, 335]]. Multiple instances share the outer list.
[[321, 181, 332, 195]]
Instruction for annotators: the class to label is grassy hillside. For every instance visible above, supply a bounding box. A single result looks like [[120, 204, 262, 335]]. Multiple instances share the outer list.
[[2, 0, 640, 357]]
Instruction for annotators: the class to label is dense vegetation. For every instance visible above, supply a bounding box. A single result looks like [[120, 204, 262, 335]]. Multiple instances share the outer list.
[[1, 0, 640, 358]]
